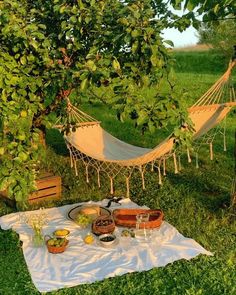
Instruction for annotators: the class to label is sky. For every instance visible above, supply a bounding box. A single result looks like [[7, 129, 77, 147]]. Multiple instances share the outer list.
[[162, 26, 199, 48], [161, 3, 199, 48]]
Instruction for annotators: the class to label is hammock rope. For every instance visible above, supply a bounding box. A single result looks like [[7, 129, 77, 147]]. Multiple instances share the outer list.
[[56, 60, 236, 195]]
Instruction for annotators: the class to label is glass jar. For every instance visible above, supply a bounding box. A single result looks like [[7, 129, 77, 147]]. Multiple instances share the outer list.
[[32, 227, 44, 247]]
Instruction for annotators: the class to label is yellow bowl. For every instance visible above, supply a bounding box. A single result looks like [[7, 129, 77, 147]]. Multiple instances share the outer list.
[[53, 229, 70, 238]]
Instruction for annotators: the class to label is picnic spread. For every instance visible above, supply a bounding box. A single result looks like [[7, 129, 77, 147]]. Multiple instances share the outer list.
[[0, 198, 212, 293]]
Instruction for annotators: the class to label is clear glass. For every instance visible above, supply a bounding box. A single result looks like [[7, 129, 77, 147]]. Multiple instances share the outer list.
[[32, 227, 44, 247], [136, 213, 150, 240]]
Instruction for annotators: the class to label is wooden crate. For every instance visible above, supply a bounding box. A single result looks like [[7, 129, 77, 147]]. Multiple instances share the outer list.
[[29, 173, 61, 203], [0, 173, 61, 204]]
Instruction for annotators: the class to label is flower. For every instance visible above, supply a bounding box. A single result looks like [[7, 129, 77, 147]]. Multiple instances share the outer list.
[[20, 208, 49, 247], [20, 207, 49, 231]]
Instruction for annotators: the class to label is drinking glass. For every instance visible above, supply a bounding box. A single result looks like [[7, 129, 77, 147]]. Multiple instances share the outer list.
[[136, 213, 150, 239]]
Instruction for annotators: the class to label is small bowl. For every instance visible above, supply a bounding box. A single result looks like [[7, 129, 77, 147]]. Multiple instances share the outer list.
[[92, 215, 115, 235], [53, 229, 70, 238], [99, 233, 116, 246], [46, 238, 69, 254]]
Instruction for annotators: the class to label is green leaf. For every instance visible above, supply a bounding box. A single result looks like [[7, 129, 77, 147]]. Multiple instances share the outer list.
[[131, 29, 140, 38], [20, 56, 27, 65], [70, 16, 77, 24], [80, 78, 88, 91], [112, 59, 120, 71], [150, 55, 157, 66], [213, 4, 220, 14], [186, 0, 195, 11], [131, 41, 139, 54], [164, 40, 174, 47], [148, 121, 155, 133], [137, 111, 148, 125], [86, 60, 97, 72]]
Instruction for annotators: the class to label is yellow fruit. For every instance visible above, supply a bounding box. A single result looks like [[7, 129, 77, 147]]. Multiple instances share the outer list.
[[55, 229, 69, 236], [84, 234, 94, 244], [20, 110, 27, 118], [47, 239, 55, 246]]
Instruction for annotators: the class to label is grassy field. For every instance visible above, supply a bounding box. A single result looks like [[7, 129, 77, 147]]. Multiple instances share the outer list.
[[0, 51, 236, 295]]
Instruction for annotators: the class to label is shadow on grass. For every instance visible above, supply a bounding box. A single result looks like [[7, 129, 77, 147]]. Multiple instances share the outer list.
[[46, 129, 68, 156], [166, 169, 231, 212]]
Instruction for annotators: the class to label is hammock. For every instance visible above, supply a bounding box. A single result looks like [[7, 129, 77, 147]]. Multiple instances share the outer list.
[[58, 60, 236, 196]]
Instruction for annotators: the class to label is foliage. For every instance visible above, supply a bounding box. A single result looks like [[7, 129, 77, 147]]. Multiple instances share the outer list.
[[0, 0, 235, 204], [169, 0, 236, 25], [197, 19, 236, 59], [0, 64, 236, 294]]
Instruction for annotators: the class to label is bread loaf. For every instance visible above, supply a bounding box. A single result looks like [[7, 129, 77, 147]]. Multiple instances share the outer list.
[[80, 205, 100, 220]]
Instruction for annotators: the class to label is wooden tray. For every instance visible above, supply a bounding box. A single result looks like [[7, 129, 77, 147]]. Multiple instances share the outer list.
[[68, 205, 111, 225], [112, 209, 164, 229]]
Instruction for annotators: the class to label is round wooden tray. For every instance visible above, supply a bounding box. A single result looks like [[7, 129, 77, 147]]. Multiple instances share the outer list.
[[112, 208, 164, 229], [67, 205, 111, 224]]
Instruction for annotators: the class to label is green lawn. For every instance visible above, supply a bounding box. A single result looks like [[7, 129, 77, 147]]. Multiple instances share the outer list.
[[0, 54, 236, 295]]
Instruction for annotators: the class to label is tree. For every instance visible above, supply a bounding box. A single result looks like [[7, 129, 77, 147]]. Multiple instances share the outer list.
[[0, 0, 235, 205], [197, 18, 236, 59]]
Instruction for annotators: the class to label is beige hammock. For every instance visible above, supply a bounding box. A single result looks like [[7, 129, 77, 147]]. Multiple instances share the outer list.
[[60, 60, 236, 196]]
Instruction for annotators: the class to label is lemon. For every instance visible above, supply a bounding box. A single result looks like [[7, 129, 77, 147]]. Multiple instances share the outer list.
[[84, 234, 94, 244]]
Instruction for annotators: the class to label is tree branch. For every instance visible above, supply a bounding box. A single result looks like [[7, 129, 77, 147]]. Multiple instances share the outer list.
[[33, 89, 72, 128]]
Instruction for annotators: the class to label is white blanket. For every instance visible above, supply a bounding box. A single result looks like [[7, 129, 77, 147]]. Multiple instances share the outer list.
[[0, 198, 212, 293]]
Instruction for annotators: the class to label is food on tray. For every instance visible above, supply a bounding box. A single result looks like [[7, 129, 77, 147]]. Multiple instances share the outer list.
[[67, 205, 111, 225], [121, 229, 135, 238], [96, 218, 112, 226], [75, 213, 92, 228], [80, 205, 100, 220], [92, 215, 115, 235], [83, 233, 94, 245], [99, 233, 116, 246], [53, 229, 70, 238]]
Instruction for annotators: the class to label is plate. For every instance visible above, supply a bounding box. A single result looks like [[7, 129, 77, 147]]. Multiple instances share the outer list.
[[67, 205, 111, 224]]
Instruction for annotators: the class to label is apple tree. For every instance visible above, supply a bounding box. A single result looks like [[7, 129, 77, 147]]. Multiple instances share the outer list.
[[0, 0, 234, 205]]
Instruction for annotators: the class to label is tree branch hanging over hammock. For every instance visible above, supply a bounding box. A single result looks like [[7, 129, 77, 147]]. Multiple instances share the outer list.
[[56, 60, 236, 196]]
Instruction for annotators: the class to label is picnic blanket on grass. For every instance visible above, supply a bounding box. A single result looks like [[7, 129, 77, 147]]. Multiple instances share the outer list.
[[0, 198, 212, 293]]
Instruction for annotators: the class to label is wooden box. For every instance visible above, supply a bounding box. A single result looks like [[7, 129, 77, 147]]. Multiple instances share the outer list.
[[29, 173, 61, 203], [0, 173, 62, 204]]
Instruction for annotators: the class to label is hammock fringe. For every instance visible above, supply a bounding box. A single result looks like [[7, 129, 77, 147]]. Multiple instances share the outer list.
[[58, 60, 235, 196]]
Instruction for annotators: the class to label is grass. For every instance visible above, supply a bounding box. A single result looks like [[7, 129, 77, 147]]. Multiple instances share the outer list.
[[0, 52, 236, 295], [173, 51, 229, 74]]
